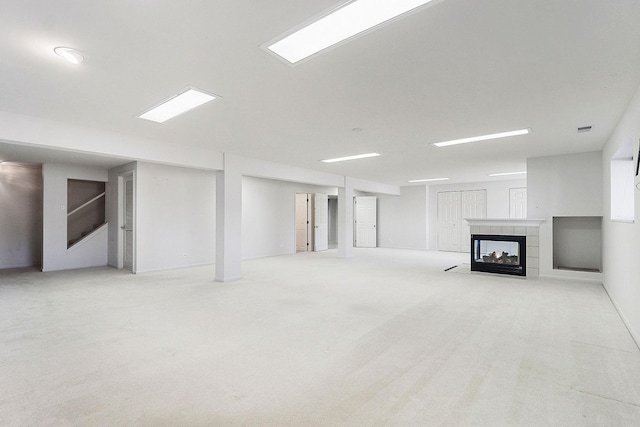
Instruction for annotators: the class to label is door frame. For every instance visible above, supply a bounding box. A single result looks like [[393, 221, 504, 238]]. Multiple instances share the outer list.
[[354, 196, 377, 248], [295, 192, 311, 252], [437, 191, 461, 252], [118, 171, 136, 272]]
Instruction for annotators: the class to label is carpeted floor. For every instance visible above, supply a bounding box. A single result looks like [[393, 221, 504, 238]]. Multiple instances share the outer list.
[[1, 248, 639, 426]]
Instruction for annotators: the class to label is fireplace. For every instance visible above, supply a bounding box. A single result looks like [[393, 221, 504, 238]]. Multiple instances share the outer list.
[[471, 234, 527, 277]]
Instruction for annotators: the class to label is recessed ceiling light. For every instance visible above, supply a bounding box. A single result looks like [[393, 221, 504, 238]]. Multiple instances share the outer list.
[[321, 152, 380, 163], [138, 87, 219, 123], [432, 128, 530, 147], [488, 171, 527, 177], [54, 47, 84, 64], [267, 0, 435, 64], [408, 178, 449, 183]]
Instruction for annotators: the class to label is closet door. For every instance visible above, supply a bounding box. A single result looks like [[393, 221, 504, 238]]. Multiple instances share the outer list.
[[509, 188, 527, 218], [437, 191, 461, 252], [461, 190, 487, 252], [438, 190, 487, 252]]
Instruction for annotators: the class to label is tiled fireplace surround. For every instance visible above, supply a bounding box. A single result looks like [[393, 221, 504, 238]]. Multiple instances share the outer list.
[[465, 219, 544, 278]]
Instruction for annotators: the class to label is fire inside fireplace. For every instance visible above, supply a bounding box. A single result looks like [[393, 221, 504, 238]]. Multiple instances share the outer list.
[[471, 234, 526, 276]]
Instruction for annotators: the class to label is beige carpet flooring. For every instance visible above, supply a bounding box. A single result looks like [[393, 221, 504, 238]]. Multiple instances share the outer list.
[[1, 248, 640, 426]]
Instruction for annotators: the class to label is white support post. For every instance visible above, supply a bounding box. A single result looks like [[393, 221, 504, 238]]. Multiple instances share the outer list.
[[215, 154, 243, 282], [338, 177, 354, 258]]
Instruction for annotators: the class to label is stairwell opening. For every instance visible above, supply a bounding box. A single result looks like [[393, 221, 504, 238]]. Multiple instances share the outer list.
[[67, 179, 106, 248]]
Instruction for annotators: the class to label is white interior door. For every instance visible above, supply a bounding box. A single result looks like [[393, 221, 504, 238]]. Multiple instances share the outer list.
[[461, 190, 487, 252], [123, 174, 134, 271], [437, 191, 461, 252], [354, 196, 377, 248], [314, 193, 328, 251], [510, 188, 527, 218], [295, 193, 309, 252]]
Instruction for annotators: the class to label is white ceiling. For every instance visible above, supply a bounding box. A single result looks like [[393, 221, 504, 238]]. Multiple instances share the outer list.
[[1, 0, 640, 185]]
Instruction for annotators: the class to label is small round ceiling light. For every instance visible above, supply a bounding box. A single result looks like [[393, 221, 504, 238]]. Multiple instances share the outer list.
[[54, 47, 84, 64]]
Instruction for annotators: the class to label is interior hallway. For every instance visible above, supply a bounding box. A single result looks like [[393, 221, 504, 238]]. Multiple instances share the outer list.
[[1, 248, 639, 425]]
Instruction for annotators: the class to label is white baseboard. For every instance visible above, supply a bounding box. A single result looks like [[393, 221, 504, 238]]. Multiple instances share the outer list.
[[602, 284, 640, 351]]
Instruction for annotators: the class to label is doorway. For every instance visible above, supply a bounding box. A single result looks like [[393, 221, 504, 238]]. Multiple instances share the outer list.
[[328, 196, 338, 248], [295, 193, 310, 252], [354, 196, 377, 248], [119, 173, 135, 271], [295, 193, 330, 252]]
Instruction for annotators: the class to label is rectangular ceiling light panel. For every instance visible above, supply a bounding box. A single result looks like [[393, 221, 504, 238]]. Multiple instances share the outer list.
[[321, 152, 380, 163], [408, 177, 449, 183], [268, 0, 434, 64], [488, 171, 527, 177], [433, 129, 530, 147], [139, 88, 217, 123]]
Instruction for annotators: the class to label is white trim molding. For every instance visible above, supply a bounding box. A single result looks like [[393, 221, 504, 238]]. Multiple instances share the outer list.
[[464, 218, 545, 227]]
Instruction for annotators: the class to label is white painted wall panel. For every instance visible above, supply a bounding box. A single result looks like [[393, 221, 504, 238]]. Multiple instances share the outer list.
[[601, 83, 640, 345], [377, 186, 428, 250], [527, 151, 603, 279], [42, 163, 108, 271], [135, 162, 216, 273], [241, 176, 337, 260], [0, 164, 42, 268]]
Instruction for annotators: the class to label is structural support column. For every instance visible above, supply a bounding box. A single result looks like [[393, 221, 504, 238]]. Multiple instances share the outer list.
[[215, 154, 242, 282], [338, 177, 354, 258]]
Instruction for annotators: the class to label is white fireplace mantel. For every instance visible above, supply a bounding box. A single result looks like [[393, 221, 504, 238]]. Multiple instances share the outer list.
[[464, 218, 545, 227]]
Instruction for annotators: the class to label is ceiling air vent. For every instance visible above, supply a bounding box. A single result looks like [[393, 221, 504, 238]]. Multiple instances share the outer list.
[[577, 126, 592, 133]]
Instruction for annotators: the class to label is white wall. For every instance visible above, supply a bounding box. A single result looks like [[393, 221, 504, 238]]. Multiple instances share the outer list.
[[42, 163, 108, 272], [0, 164, 42, 268], [527, 151, 603, 280], [377, 186, 428, 250], [0, 111, 223, 171], [602, 83, 640, 344], [427, 179, 526, 250], [134, 162, 216, 273], [528, 151, 603, 218], [610, 159, 635, 220], [241, 176, 337, 259]]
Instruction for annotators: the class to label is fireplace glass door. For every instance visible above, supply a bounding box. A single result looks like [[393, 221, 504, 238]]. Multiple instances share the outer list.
[[471, 234, 526, 276]]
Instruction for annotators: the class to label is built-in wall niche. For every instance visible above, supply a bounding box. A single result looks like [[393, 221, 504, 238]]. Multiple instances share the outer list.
[[553, 216, 602, 273], [67, 179, 106, 248]]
